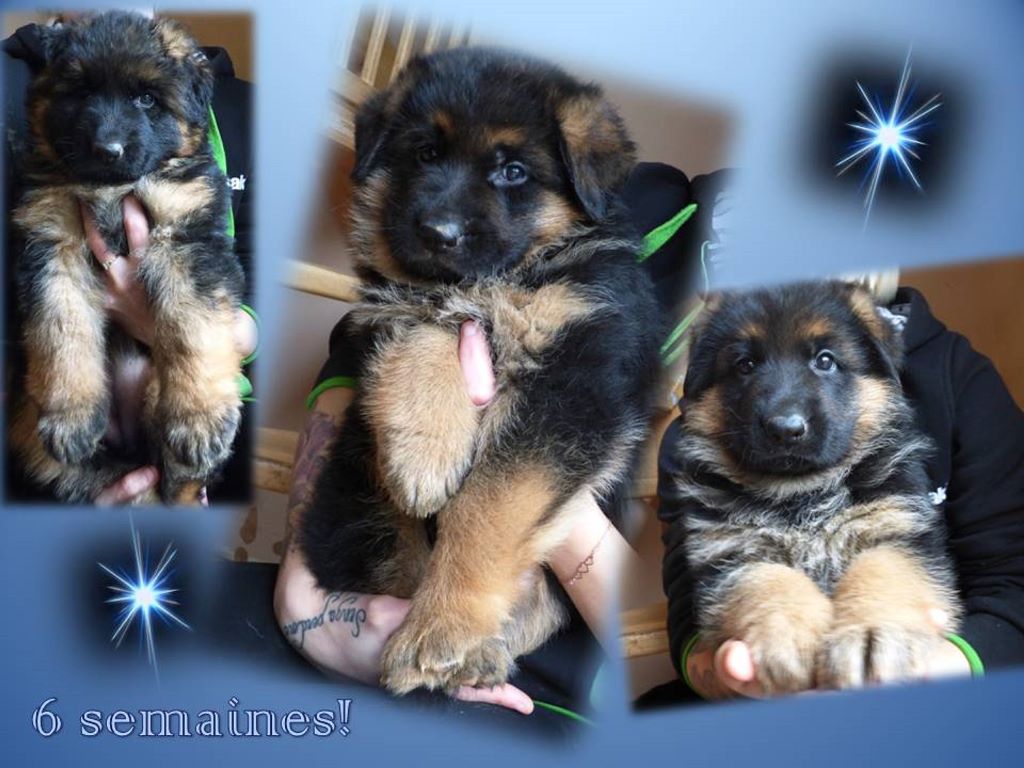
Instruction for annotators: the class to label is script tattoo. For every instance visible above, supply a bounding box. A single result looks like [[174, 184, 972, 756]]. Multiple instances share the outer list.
[[283, 409, 344, 550], [282, 592, 366, 650]]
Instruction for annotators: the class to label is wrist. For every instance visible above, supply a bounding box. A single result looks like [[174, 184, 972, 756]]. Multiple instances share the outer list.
[[548, 494, 610, 585]]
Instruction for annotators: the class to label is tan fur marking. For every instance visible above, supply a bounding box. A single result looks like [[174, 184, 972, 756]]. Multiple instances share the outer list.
[[831, 547, 956, 629], [155, 19, 195, 60], [821, 546, 959, 687], [486, 281, 597, 358], [738, 321, 765, 340], [558, 95, 619, 153], [848, 287, 886, 340], [825, 496, 931, 554], [374, 515, 433, 598], [28, 96, 59, 165], [379, 465, 561, 693], [351, 172, 421, 283], [15, 189, 109, 464], [485, 125, 526, 147], [798, 317, 833, 339], [685, 386, 726, 438], [717, 563, 834, 694], [144, 233, 242, 501], [432, 110, 454, 136], [363, 325, 480, 517], [135, 176, 214, 225], [530, 190, 584, 250], [13, 187, 83, 242], [852, 376, 895, 447]]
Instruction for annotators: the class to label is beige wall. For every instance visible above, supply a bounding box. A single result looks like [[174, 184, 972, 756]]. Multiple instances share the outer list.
[[903, 255, 1024, 407]]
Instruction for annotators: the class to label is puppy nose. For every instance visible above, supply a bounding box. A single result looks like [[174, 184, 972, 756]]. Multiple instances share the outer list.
[[764, 413, 808, 444], [93, 141, 124, 163], [417, 217, 464, 252]]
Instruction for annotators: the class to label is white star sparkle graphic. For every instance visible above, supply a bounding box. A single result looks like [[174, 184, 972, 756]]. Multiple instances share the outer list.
[[835, 49, 942, 223], [99, 524, 189, 679]]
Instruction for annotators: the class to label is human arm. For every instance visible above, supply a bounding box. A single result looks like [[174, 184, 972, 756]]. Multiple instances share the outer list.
[[272, 382, 533, 712]]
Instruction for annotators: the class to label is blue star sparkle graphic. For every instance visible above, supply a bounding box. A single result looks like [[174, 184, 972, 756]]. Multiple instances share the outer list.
[[835, 49, 942, 223], [99, 524, 189, 679]]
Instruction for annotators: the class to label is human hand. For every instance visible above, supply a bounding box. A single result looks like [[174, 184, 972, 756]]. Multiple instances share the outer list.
[[459, 320, 495, 406], [94, 465, 208, 506], [82, 196, 257, 358], [82, 195, 155, 346], [94, 466, 160, 506], [275, 558, 533, 714], [685, 608, 970, 699]]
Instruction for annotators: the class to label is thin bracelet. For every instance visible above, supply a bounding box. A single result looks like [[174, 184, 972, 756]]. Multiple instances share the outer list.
[[566, 520, 613, 586]]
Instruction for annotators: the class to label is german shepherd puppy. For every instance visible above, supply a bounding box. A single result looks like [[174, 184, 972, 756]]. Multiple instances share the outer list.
[[667, 281, 959, 693], [9, 12, 243, 503], [299, 48, 661, 694]]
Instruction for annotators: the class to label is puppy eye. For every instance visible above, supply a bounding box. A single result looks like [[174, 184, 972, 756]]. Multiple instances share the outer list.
[[498, 161, 528, 185], [133, 93, 155, 109], [735, 357, 756, 375], [417, 145, 439, 163], [814, 350, 837, 371]]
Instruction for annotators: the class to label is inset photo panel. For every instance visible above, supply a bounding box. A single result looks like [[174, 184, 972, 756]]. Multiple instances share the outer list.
[[622, 255, 1024, 709], [3, 10, 254, 507], [252, 5, 735, 736]]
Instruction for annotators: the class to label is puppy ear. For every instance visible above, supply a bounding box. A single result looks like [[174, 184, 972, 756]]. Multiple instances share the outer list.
[[154, 19, 214, 120], [843, 283, 904, 382], [351, 90, 393, 182], [681, 293, 725, 401], [556, 87, 636, 221], [37, 23, 70, 65]]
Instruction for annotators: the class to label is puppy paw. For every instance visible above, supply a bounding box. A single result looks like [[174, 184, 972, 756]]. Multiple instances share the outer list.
[[38, 405, 106, 464], [739, 615, 829, 695], [717, 562, 834, 695], [163, 403, 240, 474], [819, 547, 954, 689], [380, 610, 507, 694], [818, 610, 943, 688], [384, 455, 471, 518]]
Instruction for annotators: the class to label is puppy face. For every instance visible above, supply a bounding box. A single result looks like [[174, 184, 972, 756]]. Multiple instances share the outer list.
[[349, 48, 635, 283], [29, 12, 213, 183], [683, 282, 902, 475]]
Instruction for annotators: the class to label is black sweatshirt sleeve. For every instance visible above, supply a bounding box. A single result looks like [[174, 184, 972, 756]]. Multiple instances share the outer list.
[[305, 314, 372, 408], [942, 335, 1024, 669]]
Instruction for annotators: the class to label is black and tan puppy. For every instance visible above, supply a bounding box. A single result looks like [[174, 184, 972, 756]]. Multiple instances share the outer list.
[[669, 281, 959, 693], [9, 12, 243, 503], [299, 48, 661, 694]]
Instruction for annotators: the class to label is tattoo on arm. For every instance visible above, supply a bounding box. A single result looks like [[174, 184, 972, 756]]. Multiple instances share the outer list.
[[283, 409, 344, 548], [281, 592, 367, 650]]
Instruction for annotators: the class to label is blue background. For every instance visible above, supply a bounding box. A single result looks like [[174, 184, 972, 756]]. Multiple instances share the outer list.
[[2, 0, 1022, 764]]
